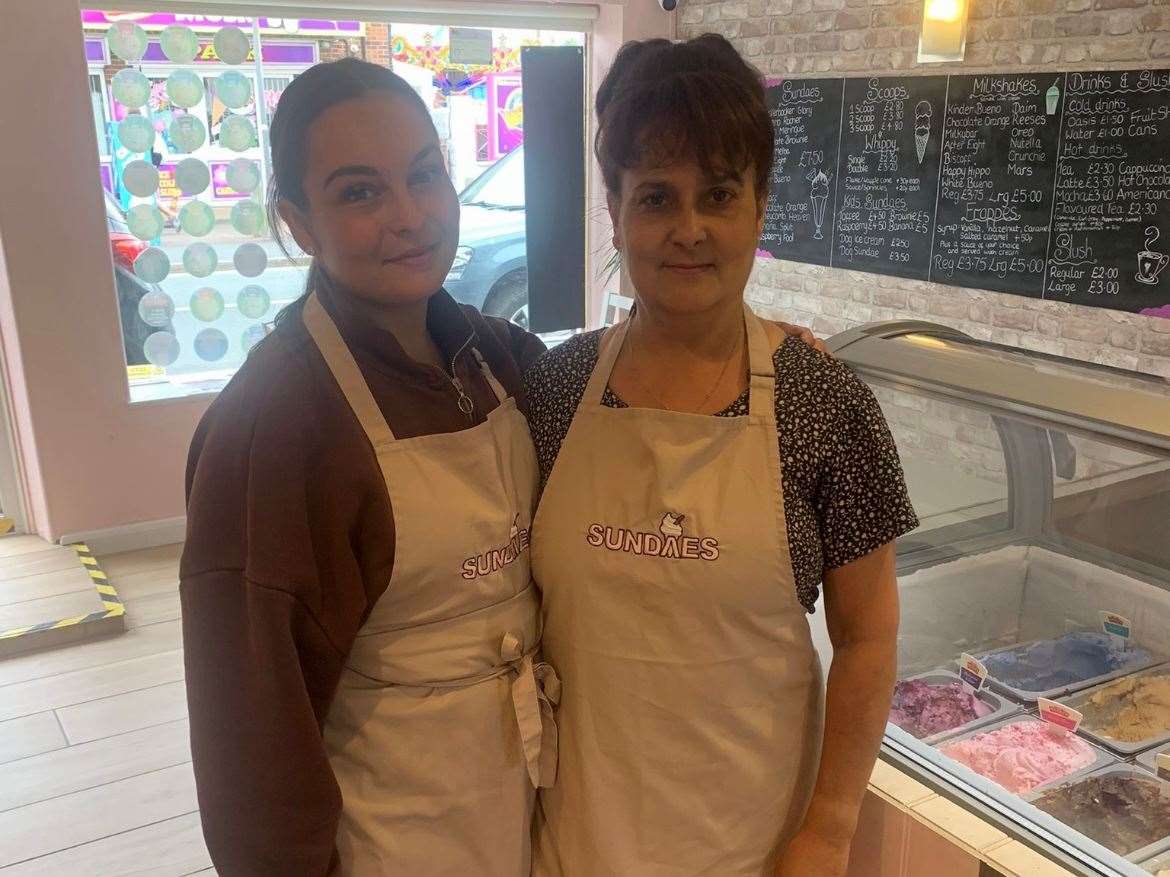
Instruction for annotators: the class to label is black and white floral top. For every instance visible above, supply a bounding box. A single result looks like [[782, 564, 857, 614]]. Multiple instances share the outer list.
[[523, 331, 919, 613]]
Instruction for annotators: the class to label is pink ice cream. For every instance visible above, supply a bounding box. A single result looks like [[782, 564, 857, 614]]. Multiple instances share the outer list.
[[939, 719, 1097, 794]]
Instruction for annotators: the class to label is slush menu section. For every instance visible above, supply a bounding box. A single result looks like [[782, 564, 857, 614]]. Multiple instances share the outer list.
[[1047, 70, 1170, 313], [832, 76, 947, 280], [758, 68, 1170, 316], [760, 78, 843, 265], [933, 74, 1062, 296]]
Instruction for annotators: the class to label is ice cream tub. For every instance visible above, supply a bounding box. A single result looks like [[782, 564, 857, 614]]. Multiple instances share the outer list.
[[1136, 743, 1170, 778], [888, 670, 1021, 745], [1060, 666, 1170, 757], [1140, 847, 1170, 875], [976, 631, 1164, 704], [1025, 765, 1170, 863], [938, 715, 1116, 796]]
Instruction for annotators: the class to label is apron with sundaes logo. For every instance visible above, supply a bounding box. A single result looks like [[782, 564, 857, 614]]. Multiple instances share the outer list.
[[532, 306, 823, 875], [302, 293, 558, 875]]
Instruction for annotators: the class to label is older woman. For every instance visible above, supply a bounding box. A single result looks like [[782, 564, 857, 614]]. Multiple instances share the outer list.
[[524, 35, 918, 876]]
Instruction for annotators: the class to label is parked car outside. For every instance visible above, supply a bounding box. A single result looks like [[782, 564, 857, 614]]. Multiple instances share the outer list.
[[106, 191, 173, 366]]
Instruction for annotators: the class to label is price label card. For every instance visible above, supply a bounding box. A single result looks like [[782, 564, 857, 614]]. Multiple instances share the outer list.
[[1038, 698, 1083, 732], [958, 653, 988, 693], [1101, 611, 1132, 648], [1158, 752, 1170, 781]]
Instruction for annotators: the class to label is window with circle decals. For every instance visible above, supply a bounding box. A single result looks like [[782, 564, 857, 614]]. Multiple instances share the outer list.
[[84, 10, 584, 400]]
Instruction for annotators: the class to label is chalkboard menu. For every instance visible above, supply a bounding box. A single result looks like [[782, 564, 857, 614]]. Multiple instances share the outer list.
[[760, 78, 843, 265], [761, 68, 1170, 317], [833, 76, 946, 280], [1046, 70, 1170, 313], [933, 74, 1061, 296]]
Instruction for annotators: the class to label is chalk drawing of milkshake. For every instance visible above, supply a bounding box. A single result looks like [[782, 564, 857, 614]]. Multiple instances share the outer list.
[[1137, 226, 1168, 286], [1046, 79, 1061, 115], [914, 100, 932, 165], [808, 170, 830, 240]]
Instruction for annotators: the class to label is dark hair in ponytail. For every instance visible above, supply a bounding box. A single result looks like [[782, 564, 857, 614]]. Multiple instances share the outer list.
[[265, 58, 433, 320]]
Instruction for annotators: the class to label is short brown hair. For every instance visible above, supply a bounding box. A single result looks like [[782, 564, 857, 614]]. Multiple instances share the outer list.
[[595, 34, 773, 202]]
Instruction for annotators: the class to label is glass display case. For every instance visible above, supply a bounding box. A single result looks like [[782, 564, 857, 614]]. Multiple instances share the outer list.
[[827, 320, 1170, 877]]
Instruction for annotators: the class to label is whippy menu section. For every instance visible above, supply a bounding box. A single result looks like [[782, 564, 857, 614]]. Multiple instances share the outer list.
[[761, 68, 1170, 316]]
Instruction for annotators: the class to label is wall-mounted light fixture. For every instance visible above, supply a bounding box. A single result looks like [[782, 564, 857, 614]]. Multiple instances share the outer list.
[[918, 0, 969, 62]]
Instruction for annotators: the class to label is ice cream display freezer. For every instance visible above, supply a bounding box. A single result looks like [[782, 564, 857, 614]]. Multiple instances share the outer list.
[[827, 321, 1170, 876]]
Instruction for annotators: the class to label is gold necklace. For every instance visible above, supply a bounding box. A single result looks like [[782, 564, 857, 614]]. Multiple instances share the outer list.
[[625, 322, 743, 414]]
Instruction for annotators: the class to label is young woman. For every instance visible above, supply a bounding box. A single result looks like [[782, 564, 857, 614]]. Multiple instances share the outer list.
[[181, 57, 819, 874], [525, 36, 919, 876]]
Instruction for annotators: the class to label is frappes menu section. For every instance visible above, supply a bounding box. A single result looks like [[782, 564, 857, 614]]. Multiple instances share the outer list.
[[761, 69, 1170, 315]]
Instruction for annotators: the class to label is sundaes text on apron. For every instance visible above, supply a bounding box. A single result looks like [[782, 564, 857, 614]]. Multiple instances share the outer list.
[[462, 516, 531, 579], [586, 513, 720, 561]]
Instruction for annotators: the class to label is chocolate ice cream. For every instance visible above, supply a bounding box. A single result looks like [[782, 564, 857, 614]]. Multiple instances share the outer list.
[[1032, 772, 1170, 856]]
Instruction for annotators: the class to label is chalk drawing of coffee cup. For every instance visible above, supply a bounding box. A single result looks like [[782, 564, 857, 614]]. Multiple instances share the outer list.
[[1137, 226, 1168, 286]]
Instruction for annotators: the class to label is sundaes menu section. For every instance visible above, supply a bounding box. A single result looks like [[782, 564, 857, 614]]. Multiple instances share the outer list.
[[932, 74, 1061, 296], [833, 76, 946, 281], [761, 68, 1170, 317], [1046, 70, 1170, 314]]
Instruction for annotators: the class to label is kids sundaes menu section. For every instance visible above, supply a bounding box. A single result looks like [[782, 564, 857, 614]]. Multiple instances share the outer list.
[[762, 68, 1170, 316]]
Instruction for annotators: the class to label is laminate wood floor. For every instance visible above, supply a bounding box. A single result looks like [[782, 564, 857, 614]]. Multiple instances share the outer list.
[[0, 542, 212, 875]]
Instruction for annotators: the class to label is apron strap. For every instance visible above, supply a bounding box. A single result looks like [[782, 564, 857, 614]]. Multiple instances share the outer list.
[[744, 305, 778, 420], [582, 319, 630, 408], [303, 292, 397, 445]]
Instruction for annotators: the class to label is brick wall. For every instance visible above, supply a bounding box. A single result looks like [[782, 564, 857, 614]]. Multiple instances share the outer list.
[[678, 0, 1170, 379]]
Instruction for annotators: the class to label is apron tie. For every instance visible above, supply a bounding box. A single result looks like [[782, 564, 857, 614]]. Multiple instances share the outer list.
[[501, 632, 561, 789]]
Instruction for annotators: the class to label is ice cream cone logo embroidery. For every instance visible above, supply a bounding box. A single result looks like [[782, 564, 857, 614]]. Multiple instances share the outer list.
[[914, 100, 932, 165], [1136, 226, 1167, 286], [807, 170, 830, 240], [587, 512, 720, 561], [461, 515, 531, 580]]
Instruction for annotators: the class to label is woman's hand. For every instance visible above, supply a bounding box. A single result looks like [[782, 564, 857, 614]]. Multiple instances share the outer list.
[[768, 320, 829, 354], [774, 828, 852, 877]]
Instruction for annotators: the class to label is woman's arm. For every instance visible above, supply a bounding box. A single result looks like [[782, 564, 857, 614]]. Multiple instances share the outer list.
[[775, 542, 900, 877]]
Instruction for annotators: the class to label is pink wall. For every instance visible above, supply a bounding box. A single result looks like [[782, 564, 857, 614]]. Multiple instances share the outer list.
[[0, 0, 673, 542]]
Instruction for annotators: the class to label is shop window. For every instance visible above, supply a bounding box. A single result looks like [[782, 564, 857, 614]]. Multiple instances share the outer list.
[[82, 10, 583, 400]]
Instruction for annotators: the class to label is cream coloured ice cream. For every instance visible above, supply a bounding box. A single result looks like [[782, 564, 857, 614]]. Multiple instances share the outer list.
[[1082, 672, 1170, 743], [939, 719, 1097, 794], [980, 632, 1153, 694], [889, 679, 994, 739], [1033, 773, 1170, 856]]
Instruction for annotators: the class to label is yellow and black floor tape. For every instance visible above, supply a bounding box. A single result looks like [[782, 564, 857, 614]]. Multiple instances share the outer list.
[[0, 542, 125, 644]]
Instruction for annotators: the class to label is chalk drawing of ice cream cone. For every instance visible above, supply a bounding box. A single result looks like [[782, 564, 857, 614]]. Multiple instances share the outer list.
[[807, 170, 830, 240], [660, 513, 685, 538], [1136, 226, 1168, 286], [914, 100, 932, 165]]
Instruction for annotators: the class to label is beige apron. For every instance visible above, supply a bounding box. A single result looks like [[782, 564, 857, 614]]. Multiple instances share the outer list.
[[303, 294, 558, 876], [532, 307, 824, 876]]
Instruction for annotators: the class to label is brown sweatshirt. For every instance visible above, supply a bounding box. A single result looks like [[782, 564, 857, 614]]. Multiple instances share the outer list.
[[179, 285, 546, 875]]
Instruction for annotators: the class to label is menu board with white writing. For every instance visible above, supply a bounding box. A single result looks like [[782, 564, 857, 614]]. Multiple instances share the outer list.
[[832, 76, 947, 280], [759, 68, 1170, 318]]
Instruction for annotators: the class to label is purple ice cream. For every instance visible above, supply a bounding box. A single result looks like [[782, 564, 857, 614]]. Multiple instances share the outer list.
[[889, 679, 995, 739]]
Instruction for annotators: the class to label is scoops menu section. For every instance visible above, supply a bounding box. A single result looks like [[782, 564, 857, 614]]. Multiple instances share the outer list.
[[762, 68, 1170, 315]]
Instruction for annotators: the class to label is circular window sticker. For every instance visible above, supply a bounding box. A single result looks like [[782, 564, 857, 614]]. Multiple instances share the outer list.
[[133, 247, 170, 284], [194, 328, 230, 362], [219, 114, 256, 153], [213, 27, 250, 65], [122, 160, 159, 198], [182, 243, 218, 278], [241, 323, 269, 353], [111, 69, 150, 108], [231, 200, 265, 236], [190, 288, 225, 322], [174, 158, 210, 196], [117, 115, 156, 154], [127, 205, 163, 241], [168, 115, 206, 153], [160, 25, 199, 63], [216, 71, 253, 110], [107, 22, 148, 63], [237, 285, 271, 319], [166, 70, 204, 110], [137, 291, 175, 328], [233, 243, 268, 277], [179, 201, 216, 237], [225, 158, 261, 194], [143, 332, 180, 368]]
